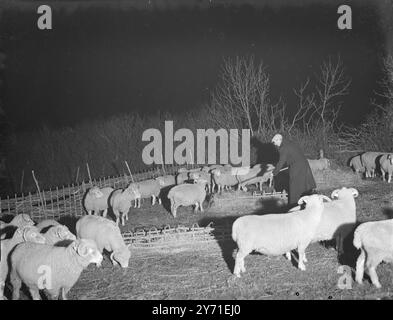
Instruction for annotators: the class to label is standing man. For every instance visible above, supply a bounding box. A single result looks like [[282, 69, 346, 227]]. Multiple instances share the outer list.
[[271, 134, 316, 207]]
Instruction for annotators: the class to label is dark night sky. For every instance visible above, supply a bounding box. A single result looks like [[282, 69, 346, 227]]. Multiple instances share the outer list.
[[1, 2, 387, 132]]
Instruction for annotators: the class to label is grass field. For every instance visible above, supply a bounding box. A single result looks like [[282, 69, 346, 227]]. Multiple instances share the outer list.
[[9, 168, 393, 300]]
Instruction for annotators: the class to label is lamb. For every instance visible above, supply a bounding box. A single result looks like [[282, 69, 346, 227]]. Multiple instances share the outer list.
[[231, 194, 328, 277], [353, 218, 393, 288], [35, 219, 60, 232], [0, 226, 46, 300], [379, 153, 393, 183], [76, 215, 131, 268], [83, 186, 114, 217], [167, 179, 208, 218], [109, 184, 141, 226], [289, 187, 359, 256], [349, 155, 365, 175], [42, 225, 77, 245], [9, 238, 103, 300], [133, 179, 162, 207], [361, 151, 384, 178]]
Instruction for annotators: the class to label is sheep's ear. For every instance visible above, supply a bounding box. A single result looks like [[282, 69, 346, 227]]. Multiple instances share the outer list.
[[77, 242, 89, 257], [319, 195, 332, 202], [297, 196, 308, 205], [330, 189, 339, 199], [350, 188, 359, 198]]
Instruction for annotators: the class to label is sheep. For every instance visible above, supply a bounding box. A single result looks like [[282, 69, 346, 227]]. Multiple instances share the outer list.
[[237, 164, 274, 191], [189, 171, 212, 192], [35, 219, 60, 232], [9, 238, 103, 300], [109, 184, 141, 226], [155, 175, 176, 188], [211, 168, 239, 193], [167, 179, 208, 218], [361, 151, 384, 178], [289, 187, 359, 256], [5, 214, 35, 228], [379, 153, 393, 183], [176, 172, 190, 184], [353, 218, 393, 288], [83, 186, 114, 217], [349, 155, 365, 175], [0, 226, 46, 300], [308, 158, 331, 171], [76, 215, 131, 268], [231, 194, 328, 277], [133, 179, 162, 207], [42, 225, 77, 245]]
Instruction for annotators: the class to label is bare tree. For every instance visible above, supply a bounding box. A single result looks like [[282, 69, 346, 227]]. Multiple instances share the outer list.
[[208, 56, 285, 139]]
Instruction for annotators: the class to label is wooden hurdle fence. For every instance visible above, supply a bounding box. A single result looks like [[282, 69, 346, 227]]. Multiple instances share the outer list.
[[0, 163, 200, 222]]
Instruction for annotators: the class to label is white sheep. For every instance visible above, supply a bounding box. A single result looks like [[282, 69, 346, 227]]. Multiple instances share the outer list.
[[42, 225, 77, 245], [9, 238, 103, 300], [76, 215, 131, 268], [211, 168, 238, 193], [189, 171, 212, 193], [353, 218, 393, 288], [83, 186, 114, 217], [4, 214, 35, 228], [35, 219, 60, 232], [109, 184, 140, 226], [155, 175, 176, 188], [379, 153, 393, 183], [289, 187, 359, 255], [133, 179, 162, 207], [237, 164, 274, 191], [0, 226, 46, 300], [167, 179, 207, 218], [361, 152, 384, 178], [349, 155, 365, 175], [232, 194, 328, 277]]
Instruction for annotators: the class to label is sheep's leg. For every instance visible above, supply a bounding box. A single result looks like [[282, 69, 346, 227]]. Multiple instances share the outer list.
[[60, 288, 69, 300], [10, 272, 21, 300], [137, 198, 141, 208], [285, 252, 291, 261], [234, 249, 249, 277], [194, 202, 199, 213], [87, 210, 93, 215], [199, 201, 204, 212], [113, 209, 120, 226], [297, 246, 307, 271], [388, 172, 392, 183], [102, 209, 108, 218], [381, 169, 386, 181], [171, 201, 177, 218], [121, 212, 126, 227], [0, 281, 5, 300], [355, 249, 366, 284], [158, 197, 162, 205], [29, 288, 41, 300], [368, 266, 382, 288], [152, 195, 156, 206]]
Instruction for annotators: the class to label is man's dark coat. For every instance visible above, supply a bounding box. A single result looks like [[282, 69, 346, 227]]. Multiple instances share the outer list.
[[272, 139, 316, 206]]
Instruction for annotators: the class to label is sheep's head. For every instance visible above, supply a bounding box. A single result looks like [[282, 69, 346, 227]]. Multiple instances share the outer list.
[[331, 187, 359, 199], [388, 154, 393, 165], [126, 185, 140, 199], [110, 247, 131, 268], [266, 164, 275, 172], [10, 214, 34, 228], [53, 225, 77, 241], [297, 194, 325, 206], [89, 187, 104, 198], [212, 169, 221, 177], [74, 239, 103, 267], [20, 226, 46, 244]]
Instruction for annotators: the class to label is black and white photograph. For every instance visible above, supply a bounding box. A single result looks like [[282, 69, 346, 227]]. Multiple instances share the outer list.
[[0, 0, 393, 303]]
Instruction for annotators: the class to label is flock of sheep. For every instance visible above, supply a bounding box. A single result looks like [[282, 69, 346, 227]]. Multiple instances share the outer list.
[[0, 151, 392, 300], [349, 151, 393, 182]]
